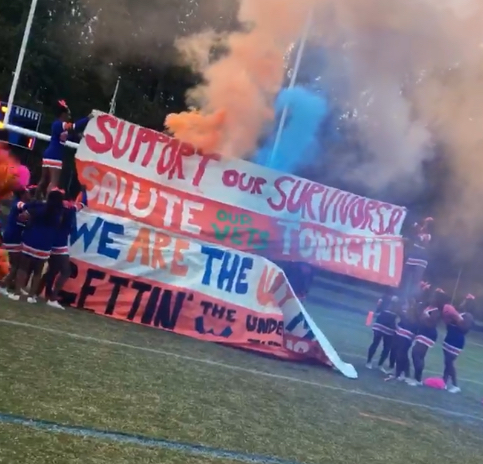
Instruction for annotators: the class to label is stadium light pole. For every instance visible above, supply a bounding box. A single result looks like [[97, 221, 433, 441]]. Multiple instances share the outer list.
[[268, 8, 313, 167], [4, 0, 38, 126]]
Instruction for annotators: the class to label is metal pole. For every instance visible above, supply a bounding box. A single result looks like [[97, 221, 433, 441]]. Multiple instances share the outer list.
[[4, 0, 39, 126], [109, 77, 121, 115], [4, 123, 80, 149], [451, 266, 463, 304], [268, 8, 313, 166], [5, 109, 105, 150]]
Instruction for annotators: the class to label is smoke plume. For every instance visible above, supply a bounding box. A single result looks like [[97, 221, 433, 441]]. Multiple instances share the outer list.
[[166, 0, 317, 157], [255, 86, 329, 172], [324, 0, 483, 243], [166, 0, 483, 246], [74, 0, 483, 247]]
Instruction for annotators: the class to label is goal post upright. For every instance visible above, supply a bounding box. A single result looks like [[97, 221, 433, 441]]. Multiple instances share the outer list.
[[4, 0, 39, 126], [3, 0, 79, 149], [268, 7, 313, 167]]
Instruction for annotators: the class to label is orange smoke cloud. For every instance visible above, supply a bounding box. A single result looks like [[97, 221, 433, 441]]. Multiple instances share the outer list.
[[0, 146, 23, 199], [166, 0, 317, 158], [165, 109, 226, 153]]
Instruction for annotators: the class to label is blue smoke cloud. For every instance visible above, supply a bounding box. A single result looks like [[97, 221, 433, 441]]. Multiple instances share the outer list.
[[255, 86, 329, 173]]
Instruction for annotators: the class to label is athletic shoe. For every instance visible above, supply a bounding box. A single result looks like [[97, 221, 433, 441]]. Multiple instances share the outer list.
[[379, 366, 390, 374], [47, 300, 64, 310], [406, 378, 423, 387], [447, 385, 461, 394], [366, 362, 373, 369], [27, 297, 37, 304], [7, 293, 20, 301]]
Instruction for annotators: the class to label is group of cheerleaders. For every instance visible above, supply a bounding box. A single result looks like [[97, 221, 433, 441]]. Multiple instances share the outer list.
[[367, 217, 474, 393], [0, 100, 91, 309]]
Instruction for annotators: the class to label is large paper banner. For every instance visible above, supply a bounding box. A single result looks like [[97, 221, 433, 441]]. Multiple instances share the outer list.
[[76, 114, 407, 286], [63, 211, 357, 378]]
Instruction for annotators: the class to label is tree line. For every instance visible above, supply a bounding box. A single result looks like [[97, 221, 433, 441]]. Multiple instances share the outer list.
[[0, 0, 239, 187]]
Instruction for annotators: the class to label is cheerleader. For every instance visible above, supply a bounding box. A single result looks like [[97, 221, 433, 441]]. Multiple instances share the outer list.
[[38, 188, 87, 309], [366, 294, 401, 373], [389, 298, 420, 381], [391, 282, 433, 380], [36, 101, 90, 198], [442, 294, 475, 393], [407, 288, 448, 386], [400, 217, 433, 302], [0, 187, 34, 295], [9, 189, 65, 303], [374, 290, 394, 316], [376, 290, 399, 372]]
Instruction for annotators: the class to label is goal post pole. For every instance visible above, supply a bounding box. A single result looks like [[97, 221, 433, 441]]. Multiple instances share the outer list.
[[3, 0, 80, 149], [4, 123, 80, 149], [268, 7, 313, 166], [3, 1, 105, 151], [5, 110, 105, 150], [4, 0, 39, 126]]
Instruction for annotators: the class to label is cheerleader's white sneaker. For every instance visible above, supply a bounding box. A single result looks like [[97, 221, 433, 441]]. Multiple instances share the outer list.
[[47, 300, 64, 310], [447, 385, 461, 394], [406, 378, 423, 387]]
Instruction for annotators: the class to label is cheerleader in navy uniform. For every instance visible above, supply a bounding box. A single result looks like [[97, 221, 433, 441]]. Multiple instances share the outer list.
[[374, 290, 400, 373], [406, 288, 448, 386], [442, 294, 475, 393], [389, 297, 420, 381], [0, 186, 34, 295], [36, 101, 90, 198], [9, 189, 65, 303], [366, 294, 401, 373], [400, 217, 433, 302], [374, 290, 394, 316], [38, 187, 87, 309]]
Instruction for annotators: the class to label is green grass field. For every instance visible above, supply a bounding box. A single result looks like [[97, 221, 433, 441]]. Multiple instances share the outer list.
[[1, 297, 483, 463]]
